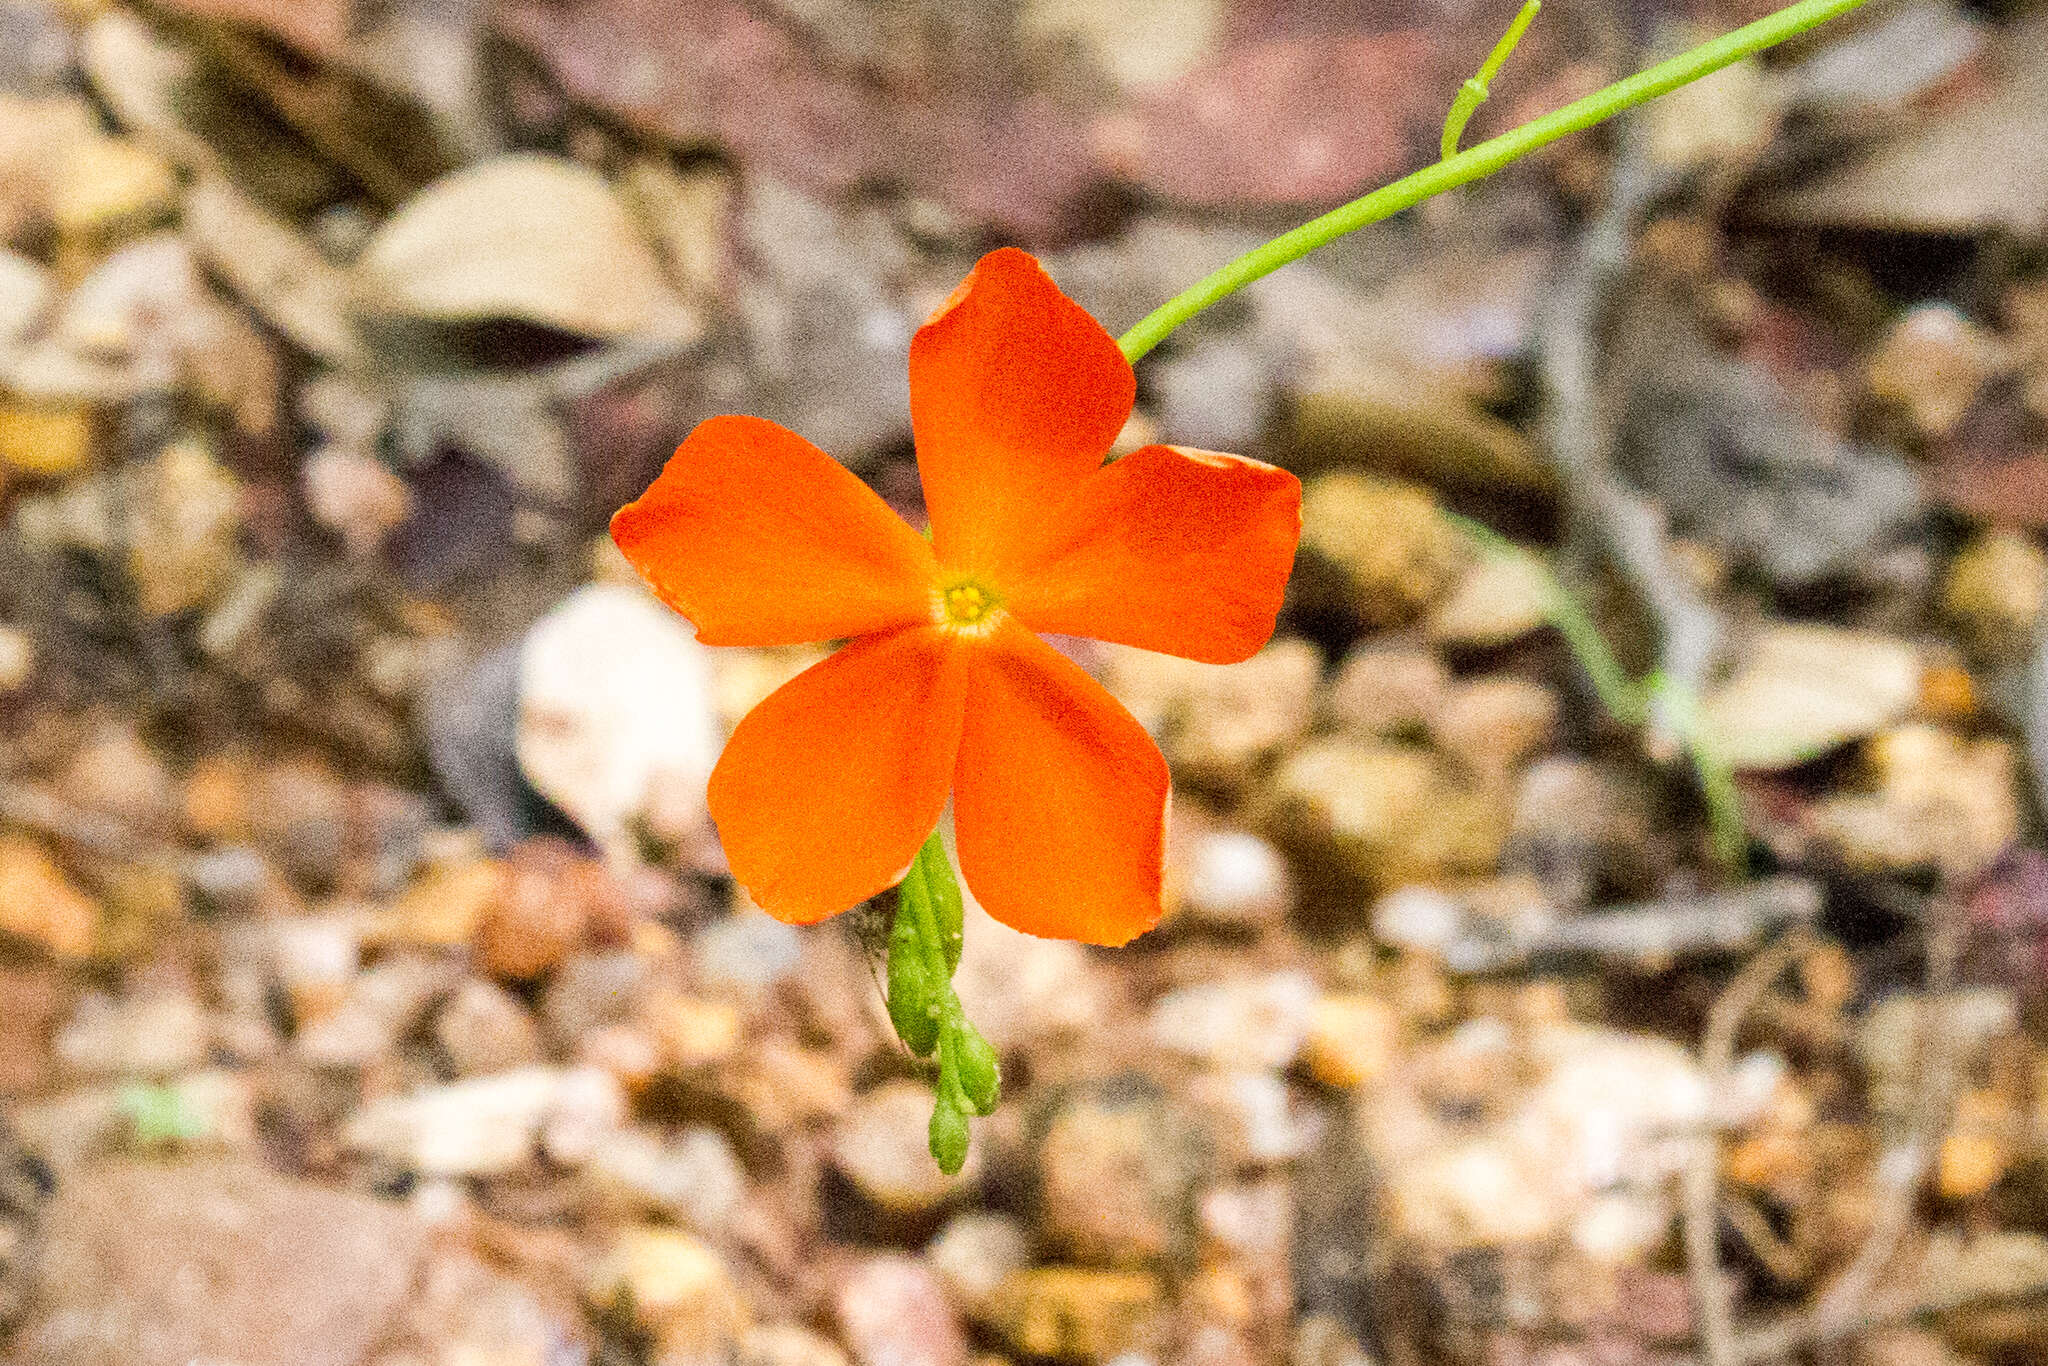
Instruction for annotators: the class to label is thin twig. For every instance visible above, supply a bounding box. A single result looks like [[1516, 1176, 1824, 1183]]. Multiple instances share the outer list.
[[1533, 121, 1742, 867], [1685, 930, 1812, 1366], [1699, 893, 1967, 1365]]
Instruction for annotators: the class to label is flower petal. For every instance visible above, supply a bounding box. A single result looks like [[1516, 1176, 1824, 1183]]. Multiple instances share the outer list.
[[1004, 444, 1301, 663], [912, 248, 1135, 570], [709, 626, 968, 923], [953, 622, 1169, 945], [612, 415, 937, 646]]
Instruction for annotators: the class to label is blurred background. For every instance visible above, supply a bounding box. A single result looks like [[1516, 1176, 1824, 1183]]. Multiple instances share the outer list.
[[0, 0, 2042, 1363]]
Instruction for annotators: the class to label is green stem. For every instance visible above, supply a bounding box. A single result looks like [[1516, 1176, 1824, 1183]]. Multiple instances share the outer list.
[[1116, 0, 1869, 362], [1442, 1, 1542, 161], [1443, 512, 1647, 726]]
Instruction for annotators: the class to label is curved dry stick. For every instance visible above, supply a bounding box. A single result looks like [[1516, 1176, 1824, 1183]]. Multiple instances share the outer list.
[[1684, 931, 1813, 1366]]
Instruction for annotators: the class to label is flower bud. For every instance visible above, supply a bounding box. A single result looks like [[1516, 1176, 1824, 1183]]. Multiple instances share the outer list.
[[952, 1021, 1001, 1116], [928, 1092, 970, 1174]]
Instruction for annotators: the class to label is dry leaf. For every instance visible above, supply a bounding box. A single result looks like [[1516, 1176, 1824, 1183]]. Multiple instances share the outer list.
[[1701, 623, 1921, 770], [353, 154, 699, 341]]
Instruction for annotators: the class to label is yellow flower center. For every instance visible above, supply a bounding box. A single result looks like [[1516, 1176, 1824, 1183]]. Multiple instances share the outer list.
[[933, 575, 1004, 637]]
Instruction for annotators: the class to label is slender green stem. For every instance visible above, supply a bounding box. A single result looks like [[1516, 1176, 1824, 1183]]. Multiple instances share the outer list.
[[1117, 0, 1869, 362], [1447, 515, 1748, 873], [1442, 1, 1542, 161], [1444, 513, 1646, 724]]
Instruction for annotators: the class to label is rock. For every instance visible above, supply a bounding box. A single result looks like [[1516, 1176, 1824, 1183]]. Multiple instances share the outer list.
[[1429, 677, 1558, 783], [1303, 994, 1400, 1088], [1262, 739, 1505, 896], [1427, 551, 1553, 649], [380, 849, 504, 949], [1187, 1069, 1316, 1166], [1865, 304, 2004, 440], [540, 950, 646, 1048], [355, 153, 698, 340], [1103, 639, 1320, 787], [246, 754, 352, 892], [251, 915, 358, 1026], [0, 835, 99, 959], [588, 1227, 747, 1363], [1363, 1022, 1710, 1259], [1148, 333, 1278, 453], [48, 135, 175, 245], [1642, 50, 1780, 175], [741, 1324, 851, 1366], [379, 1247, 572, 1366], [0, 0, 73, 95], [1764, 13, 2048, 235], [834, 1255, 968, 1366], [126, 438, 244, 617], [342, 1064, 624, 1177], [1148, 971, 1316, 1073], [1852, 1328, 1975, 1366], [1297, 473, 1467, 627], [420, 641, 528, 853], [185, 174, 369, 369], [833, 1080, 971, 1216], [1811, 724, 2019, 878], [643, 993, 738, 1074], [1507, 757, 1657, 902], [985, 1267, 1165, 1361], [1938, 1088, 2013, 1200], [928, 1212, 1030, 1319], [588, 1125, 745, 1234], [1857, 988, 2017, 1129], [1326, 644, 1449, 739], [434, 979, 544, 1077], [56, 723, 171, 833], [1175, 827, 1291, 931], [619, 159, 731, 300], [50, 234, 279, 436], [1023, 0, 1223, 92], [1618, 334, 1923, 591], [0, 247, 50, 345], [55, 989, 208, 1079], [1265, 248, 1551, 500], [1038, 1080, 1203, 1267], [694, 908, 804, 1002], [10, 1158, 427, 1366], [1700, 624, 1921, 770], [1368, 885, 1465, 955], [475, 838, 630, 981], [952, 899, 1107, 1052], [0, 400, 90, 477], [304, 446, 412, 556], [296, 956, 458, 1067], [0, 624, 35, 693], [1943, 529, 2047, 661], [1106, 33, 1439, 207], [516, 584, 719, 861], [732, 176, 915, 463]]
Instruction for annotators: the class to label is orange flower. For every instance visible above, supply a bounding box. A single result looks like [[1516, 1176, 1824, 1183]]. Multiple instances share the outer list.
[[611, 248, 1301, 945]]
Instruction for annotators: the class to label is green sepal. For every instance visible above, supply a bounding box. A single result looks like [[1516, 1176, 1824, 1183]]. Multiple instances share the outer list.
[[950, 1020, 1001, 1116], [914, 835, 965, 974], [886, 892, 941, 1057]]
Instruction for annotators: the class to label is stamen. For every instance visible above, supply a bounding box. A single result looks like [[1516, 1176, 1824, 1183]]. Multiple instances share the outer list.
[[932, 576, 1005, 636]]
